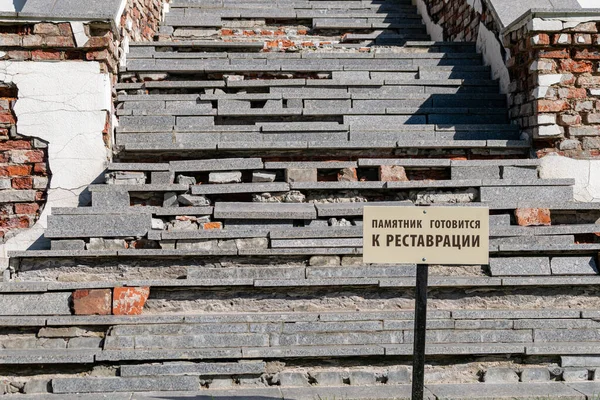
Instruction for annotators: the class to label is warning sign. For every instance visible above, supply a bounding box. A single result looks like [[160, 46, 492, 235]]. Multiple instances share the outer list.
[[363, 206, 489, 265]]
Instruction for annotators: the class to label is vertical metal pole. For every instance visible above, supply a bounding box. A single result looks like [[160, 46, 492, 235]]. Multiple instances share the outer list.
[[411, 264, 429, 400]]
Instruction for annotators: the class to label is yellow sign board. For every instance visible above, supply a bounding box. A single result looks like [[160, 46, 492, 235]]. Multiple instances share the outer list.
[[363, 206, 489, 265]]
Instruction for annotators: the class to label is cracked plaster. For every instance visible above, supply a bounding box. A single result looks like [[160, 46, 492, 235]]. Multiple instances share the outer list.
[[539, 154, 600, 202], [0, 61, 111, 262]]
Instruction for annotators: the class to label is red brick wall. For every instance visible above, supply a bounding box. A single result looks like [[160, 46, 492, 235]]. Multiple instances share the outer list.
[[0, 84, 49, 243], [504, 21, 600, 159], [418, 0, 502, 42]]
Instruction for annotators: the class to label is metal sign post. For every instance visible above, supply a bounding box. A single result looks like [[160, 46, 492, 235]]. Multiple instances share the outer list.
[[363, 206, 489, 400], [411, 263, 428, 400]]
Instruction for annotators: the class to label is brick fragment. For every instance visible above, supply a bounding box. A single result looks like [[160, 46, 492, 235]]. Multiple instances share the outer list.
[[72, 289, 112, 315], [0, 165, 32, 176], [202, 222, 222, 230], [112, 287, 150, 315], [14, 203, 39, 215], [574, 49, 600, 60], [515, 208, 551, 227], [11, 177, 33, 189], [537, 100, 569, 112], [33, 23, 61, 36], [559, 59, 593, 73], [379, 165, 409, 182]]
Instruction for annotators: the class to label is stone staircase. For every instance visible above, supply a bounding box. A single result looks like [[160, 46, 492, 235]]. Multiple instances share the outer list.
[[5, 0, 600, 398]]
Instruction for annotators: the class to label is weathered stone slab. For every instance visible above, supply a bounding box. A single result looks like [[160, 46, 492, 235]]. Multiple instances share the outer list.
[[45, 214, 151, 238], [489, 257, 551, 277], [242, 345, 384, 358], [188, 266, 304, 280], [214, 202, 316, 219], [480, 186, 573, 202], [121, 361, 266, 377], [52, 376, 198, 393], [428, 382, 585, 399], [97, 348, 242, 361], [315, 201, 413, 217], [92, 190, 130, 209], [0, 293, 71, 316], [191, 183, 289, 195], [551, 257, 598, 275], [453, 310, 580, 319], [562, 356, 600, 367], [170, 158, 263, 171], [0, 349, 96, 364]]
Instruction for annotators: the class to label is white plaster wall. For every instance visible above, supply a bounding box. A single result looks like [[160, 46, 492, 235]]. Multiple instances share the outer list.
[[0, 0, 26, 12], [540, 155, 600, 202], [0, 61, 111, 260], [476, 22, 511, 94], [578, 0, 598, 8]]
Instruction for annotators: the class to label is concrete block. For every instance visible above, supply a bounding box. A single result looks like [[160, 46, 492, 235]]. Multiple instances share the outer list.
[[163, 192, 179, 207], [483, 368, 519, 383], [311, 371, 344, 386], [521, 368, 551, 382], [252, 171, 277, 182], [386, 368, 411, 384], [309, 256, 340, 266], [178, 194, 210, 206], [563, 368, 589, 382], [279, 372, 309, 387], [286, 168, 317, 183], [349, 371, 377, 385], [209, 171, 242, 184]]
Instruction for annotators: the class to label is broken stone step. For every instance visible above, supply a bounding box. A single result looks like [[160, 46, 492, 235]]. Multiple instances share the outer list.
[[129, 41, 265, 50], [190, 182, 290, 195], [255, 278, 379, 287], [385, 343, 527, 356], [170, 158, 263, 171], [162, 230, 268, 240], [502, 276, 600, 287], [241, 344, 385, 358], [306, 265, 416, 278], [44, 214, 151, 239], [214, 202, 316, 219], [358, 158, 450, 167], [271, 238, 362, 248], [120, 361, 266, 377], [315, 201, 414, 217], [0, 349, 97, 364], [264, 161, 357, 169], [289, 180, 481, 190], [52, 376, 199, 394], [527, 343, 600, 356], [163, 16, 223, 27], [379, 277, 502, 288], [187, 266, 304, 280], [269, 227, 362, 239], [238, 248, 360, 256], [427, 382, 583, 399], [107, 163, 170, 171], [97, 348, 243, 361], [480, 186, 573, 203]]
